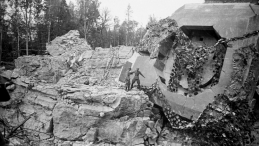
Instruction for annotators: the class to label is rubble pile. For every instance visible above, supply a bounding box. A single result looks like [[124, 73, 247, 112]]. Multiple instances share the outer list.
[[46, 30, 91, 57], [10, 30, 133, 87], [45, 30, 133, 86], [138, 18, 179, 59], [0, 77, 183, 146], [13, 56, 67, 84], [0, 30, 183, 146], [1, 18, 259, 146]]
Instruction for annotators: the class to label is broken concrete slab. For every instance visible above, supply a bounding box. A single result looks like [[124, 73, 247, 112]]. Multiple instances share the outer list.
[[53, 103, 100, 140], [131, 3, 259, 123], [34, 95, 57, 110]]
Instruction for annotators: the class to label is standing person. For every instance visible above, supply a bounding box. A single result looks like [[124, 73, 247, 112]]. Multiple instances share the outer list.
[[125, 68, 132, 91], [131, 68, 145, 89]]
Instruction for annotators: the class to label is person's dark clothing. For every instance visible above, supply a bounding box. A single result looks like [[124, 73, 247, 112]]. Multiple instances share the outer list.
[[131, 70, 143, 80], [0, 76, 10, 102], [125, 70, 131, 91], [0, 132, 6, 146], [125, 79, 130, 91], [131, 78, 141, 89], [130, 70, 144, 89]]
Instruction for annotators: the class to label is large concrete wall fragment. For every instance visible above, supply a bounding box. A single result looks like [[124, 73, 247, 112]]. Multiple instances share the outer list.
[[132, 3, 259, 121]]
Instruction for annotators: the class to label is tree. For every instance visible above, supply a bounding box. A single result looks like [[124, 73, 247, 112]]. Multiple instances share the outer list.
[[125, 4, 132, 46], [0, 23, 2, 64], [9, 0, 23, 57], [77, 0, 100, 43], [44, 0, 56, 43], [119, 20, 127, 45], [44, 0, 75, 43], [57, 0, 72, 35], [127, 20, 138, 45], [68, 1, 76, 19], [100, 8, 111, 30], [68, 1, 79, 29], [119, 19, 138, 46], [99, 8, 111, 47], [135, 26, 146, 45], [34, 0, 46, 55], [147, 15, 157, 27], [0, 0, 6, 62], [113, 16, 120, 46], [0, 0, 146, 66], [20, 0, 35, 56]]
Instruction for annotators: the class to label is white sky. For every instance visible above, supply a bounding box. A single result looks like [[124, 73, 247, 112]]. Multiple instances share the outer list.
[[67, 0, 204, 27]]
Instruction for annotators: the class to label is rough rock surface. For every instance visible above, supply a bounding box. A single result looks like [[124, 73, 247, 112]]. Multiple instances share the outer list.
[[1, 23, 259, 146], [46, 30, 91, 57], [14, 55, 67, 84], [0, 30, 180, 146], [11, 31, 133, 87], [1, 79, 172, 146]]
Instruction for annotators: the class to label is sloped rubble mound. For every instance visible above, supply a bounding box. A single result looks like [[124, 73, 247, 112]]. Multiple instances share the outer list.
[[46, 30, 91, 57], [0, 75, 183, 146], [11, 30, 133, 87], [0, 30, 185, 146]]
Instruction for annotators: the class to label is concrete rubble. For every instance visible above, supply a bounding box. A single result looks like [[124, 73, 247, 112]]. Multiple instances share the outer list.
[[0, 30, 183, 146], [2, 24, 258, 145], [136, 15, 259, 145]]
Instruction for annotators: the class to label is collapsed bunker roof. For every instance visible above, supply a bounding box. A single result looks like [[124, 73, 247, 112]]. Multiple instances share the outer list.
[[133, 2, 259, 122]]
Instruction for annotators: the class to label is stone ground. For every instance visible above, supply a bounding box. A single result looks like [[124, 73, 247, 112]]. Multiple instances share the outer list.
[[1, 30, 259, 146], [0, 30, 184, 146]]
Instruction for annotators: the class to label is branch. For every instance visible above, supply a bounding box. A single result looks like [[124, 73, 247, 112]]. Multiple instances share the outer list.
[[6, 113, 35, 139]]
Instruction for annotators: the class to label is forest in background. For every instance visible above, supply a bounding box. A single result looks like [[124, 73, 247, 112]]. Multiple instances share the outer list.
[[0, 0, 158, 65]]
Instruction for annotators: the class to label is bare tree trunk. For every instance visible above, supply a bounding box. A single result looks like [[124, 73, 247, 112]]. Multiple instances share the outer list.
[[84, 20, 87, 40], [126, 29, 128, 46], [25, 2, 28, 56], [41, 30, 44, 54], [100, 26, 103, 47], [57, 15, 59, 38], [0, 25, 2, 63], [139, 29, 142, 44], [48, 21, 51, 43], [83, 0, 87, 41], [26, 29, 29, 55], [47, 0, 51, 43], [106, 29, 108, 47], [113, 29, 115, 46], [17, 26, 20, 57], [85, 20, 91, 42], [29, 5, 32, 44], [132, 30, 135, 46], [126, 11, 129, 46]]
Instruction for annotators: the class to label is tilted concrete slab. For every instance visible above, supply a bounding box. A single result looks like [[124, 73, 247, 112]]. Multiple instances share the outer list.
[[131, 55, 157, 86], [118, 52, 158, 86], [118, 52, 141, 83], [118, 61, 132, 83]]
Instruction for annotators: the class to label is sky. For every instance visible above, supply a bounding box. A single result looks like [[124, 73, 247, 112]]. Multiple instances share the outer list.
[[66, 0, 204, 27]]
